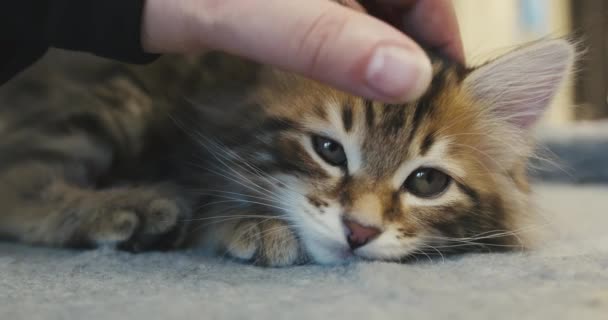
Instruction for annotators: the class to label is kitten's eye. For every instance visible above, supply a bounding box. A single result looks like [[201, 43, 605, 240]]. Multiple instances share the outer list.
[[403, 168, 451, 198], [312, 136, 347, 167]]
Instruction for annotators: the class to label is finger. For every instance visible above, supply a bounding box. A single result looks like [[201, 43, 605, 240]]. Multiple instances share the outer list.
[[399, 0, 465, 62], [142, 0, 433, 102], [360, 0, 464, 62], [334, 0, 366, 12], [362, 0, 416, 8]]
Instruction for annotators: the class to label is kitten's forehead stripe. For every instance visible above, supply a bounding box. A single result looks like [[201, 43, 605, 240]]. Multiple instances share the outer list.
[[341, 102, 354, 132], [364, 99, 375, 128], [312, 104, 327, 120], [404, 61, 453, 147], [381, 104, 407, 134], [419, 133, 435, 156], [351, 54, 467, 177], [426, 49, 469, 81], [262, 117, 302, 133]]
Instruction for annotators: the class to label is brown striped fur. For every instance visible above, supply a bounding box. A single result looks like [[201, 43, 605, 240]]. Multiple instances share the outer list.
[[0, 40, 573, 266]]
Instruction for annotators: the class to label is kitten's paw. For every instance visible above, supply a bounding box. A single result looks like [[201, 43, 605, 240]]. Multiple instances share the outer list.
[[225, 219, 305, 267], [90, 210, 139, 244], [141, 199, 182, 234], [89, 196, 191, 251]]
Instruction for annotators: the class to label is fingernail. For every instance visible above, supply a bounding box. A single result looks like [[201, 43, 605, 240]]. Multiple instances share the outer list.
[[365, 46, 432, 101]]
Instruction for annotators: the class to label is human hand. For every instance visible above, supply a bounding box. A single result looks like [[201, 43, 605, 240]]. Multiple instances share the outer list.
[[141, 0, 463, 103]]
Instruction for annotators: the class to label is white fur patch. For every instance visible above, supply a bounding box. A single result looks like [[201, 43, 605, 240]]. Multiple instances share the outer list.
[[272, 175, 350, 264]]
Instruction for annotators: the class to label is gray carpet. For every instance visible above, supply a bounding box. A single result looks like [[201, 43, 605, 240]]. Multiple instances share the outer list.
[[2, 125, 608, 320], [1, 183, 607, 320]]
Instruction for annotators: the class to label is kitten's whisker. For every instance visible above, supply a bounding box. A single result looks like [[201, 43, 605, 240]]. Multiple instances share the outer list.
[[200, 133, 309, 201], [194, 214, 301, 238], [426, 242, 526, 250], [199, 141, 283, 202], [427, 245, 446, 264], [172, 118, 277, 197], [190, 189, 283, 206], [423, 235, 482, 248], [195, 163, 283, 203], [228, 152, 309, 200], [256, 225, 291, 238], [417, 221, 552, 253], [426, 226, 545, 252], [193, 191, 274, 204], [193, 137, 276, 195], [194, 198, 290, 212], [195, 217, 274, 229], [187, 128, 310, 211], [414, 245, 450, 262], [200, 137, 282, 191], [405, 250, 424, 263], [204, 158, 290, 204], [528, 144, 574, 178], [182, 214, 285, 222], [472, 223, 548, 241]]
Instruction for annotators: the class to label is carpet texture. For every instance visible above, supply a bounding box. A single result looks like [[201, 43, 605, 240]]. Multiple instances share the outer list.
[[1, 184, 607, 320], [2, 124, 608, 319]]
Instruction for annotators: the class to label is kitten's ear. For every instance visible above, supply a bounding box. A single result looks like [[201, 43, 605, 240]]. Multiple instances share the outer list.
[[463, 39, 575, 129]]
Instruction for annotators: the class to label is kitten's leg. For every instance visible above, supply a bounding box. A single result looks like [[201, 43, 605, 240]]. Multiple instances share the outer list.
[[0, 161, 191, 250], [199, 216, 306, 267]]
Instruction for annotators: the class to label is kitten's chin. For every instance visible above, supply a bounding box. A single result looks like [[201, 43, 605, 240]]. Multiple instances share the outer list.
[[354, 235, 422, 262], [303, 239, 354, 265], [302, 237, 418, 264]]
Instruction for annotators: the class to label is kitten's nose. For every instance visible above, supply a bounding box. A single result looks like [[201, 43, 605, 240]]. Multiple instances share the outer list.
[[344, 219, 381, 250]]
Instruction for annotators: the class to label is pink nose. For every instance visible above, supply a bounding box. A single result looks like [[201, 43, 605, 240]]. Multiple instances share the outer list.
[[344, 219, 381, 250]]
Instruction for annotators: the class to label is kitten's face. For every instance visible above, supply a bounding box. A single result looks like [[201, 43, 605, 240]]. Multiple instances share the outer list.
[[230, 40, 573, 264]]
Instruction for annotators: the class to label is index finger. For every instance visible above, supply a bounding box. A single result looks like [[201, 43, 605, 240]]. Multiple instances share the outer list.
[[362, 0, 464, 62]]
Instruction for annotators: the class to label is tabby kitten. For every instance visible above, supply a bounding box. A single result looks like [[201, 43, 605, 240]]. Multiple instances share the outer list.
[[0, 40, 573, 266]]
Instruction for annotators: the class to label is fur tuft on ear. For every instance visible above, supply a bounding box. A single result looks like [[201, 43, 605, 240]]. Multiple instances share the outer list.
[[464, 39, 575, 129]]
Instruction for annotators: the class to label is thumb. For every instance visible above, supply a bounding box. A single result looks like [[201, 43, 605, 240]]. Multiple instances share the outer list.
[[142, 0, 432, 102]]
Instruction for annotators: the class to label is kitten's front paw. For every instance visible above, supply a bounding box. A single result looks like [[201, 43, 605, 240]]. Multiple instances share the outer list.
[[90, 197, 191, 251], [224, 219, 306, 267]]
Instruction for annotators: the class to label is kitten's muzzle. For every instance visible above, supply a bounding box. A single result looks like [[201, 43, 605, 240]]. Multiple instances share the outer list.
[[343, 219, 381, 250]]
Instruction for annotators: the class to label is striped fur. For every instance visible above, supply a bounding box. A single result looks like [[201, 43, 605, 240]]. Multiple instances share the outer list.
[[0, 40, 573, 266], [230, 60, 527, 264]]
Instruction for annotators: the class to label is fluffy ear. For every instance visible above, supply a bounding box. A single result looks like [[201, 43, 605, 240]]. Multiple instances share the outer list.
[[463, 39, 575, 129]]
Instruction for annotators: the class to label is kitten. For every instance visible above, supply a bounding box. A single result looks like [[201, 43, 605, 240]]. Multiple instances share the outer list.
[[0, 40, 573, 266]]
